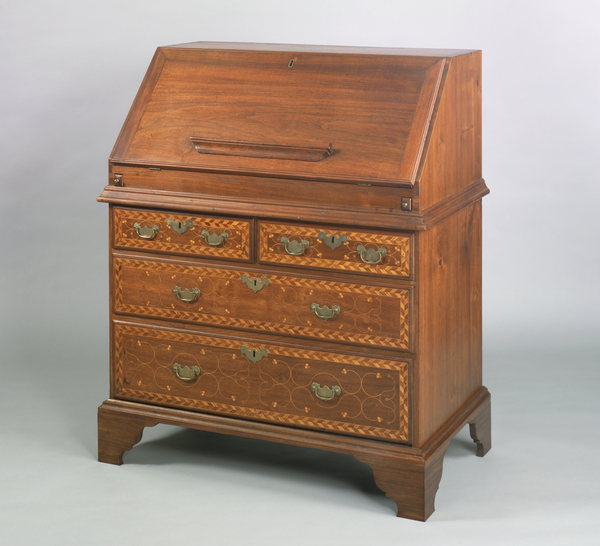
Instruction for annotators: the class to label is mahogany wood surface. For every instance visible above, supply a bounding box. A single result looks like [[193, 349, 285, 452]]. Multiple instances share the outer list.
[[418, 51, 482, 210], [114, 255, 412, 349], [99, 42, 491, 520], [257, 221, 413, 279], [113, 321, 410, 442], [97, 387, 489, 520], [414, 201, 483, 446], [113, 48, 446, 186], [113, 207, 252, 262]]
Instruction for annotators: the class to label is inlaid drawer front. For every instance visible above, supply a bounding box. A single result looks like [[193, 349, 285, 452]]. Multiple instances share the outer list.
[[114, 257, 411, 350], [114, 323, 410, 442], [113, 208, 251, 262], [258, 222, 412, 278]]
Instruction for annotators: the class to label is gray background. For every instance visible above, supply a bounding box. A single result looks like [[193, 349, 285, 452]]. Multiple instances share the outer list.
[[1, 0, 599, 544]]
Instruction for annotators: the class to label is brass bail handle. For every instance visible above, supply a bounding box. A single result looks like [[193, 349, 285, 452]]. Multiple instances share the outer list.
[[201, 229, 229, 247], [173, 286, 201, 303], [310, 303, 341, 321], [280, 236, 309, 256], [311, 383, 341, 401], [356, 245, 387, 265], [133, 222, 159, 240], [173, 363, 200, 381]]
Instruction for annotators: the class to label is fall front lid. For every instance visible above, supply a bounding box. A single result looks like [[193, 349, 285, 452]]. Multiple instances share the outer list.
[[111, 42, 466, 186]]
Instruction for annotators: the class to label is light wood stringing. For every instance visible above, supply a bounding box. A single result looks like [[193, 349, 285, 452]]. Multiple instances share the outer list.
[[114, 323, 410, 441]]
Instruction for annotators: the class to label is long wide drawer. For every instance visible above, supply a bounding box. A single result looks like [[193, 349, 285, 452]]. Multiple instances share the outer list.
[[258, 221, 412, 279], [113, 207, 252, 262], [113, 322, 411, 442], [114, 256, 412, 350]]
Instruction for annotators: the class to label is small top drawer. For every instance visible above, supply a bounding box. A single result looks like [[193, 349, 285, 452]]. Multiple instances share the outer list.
[[258, 222, 412, 279], [113, 207, 252, 262]]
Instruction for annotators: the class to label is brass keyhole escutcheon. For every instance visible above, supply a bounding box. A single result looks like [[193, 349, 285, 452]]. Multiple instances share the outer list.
[[288, 59, 295, 67], [241, 274, 269, 293], [167, 217, 193, 236], [240, 346, 268, 364], [318, 232, 348, 251]]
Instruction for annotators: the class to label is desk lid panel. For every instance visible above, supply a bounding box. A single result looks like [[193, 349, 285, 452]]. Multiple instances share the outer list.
[[111, 43, 452, 186]]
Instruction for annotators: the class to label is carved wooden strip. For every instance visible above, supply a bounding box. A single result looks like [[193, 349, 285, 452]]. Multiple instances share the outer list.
[[113, 208, 251, 261], [259, 222, 411, 277]]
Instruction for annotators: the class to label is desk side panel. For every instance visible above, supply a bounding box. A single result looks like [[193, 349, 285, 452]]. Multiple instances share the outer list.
[[414, 201, 482, 446]]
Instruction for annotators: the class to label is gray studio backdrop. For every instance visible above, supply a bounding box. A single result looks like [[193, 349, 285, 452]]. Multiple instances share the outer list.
[[1, 1, 599, 545]]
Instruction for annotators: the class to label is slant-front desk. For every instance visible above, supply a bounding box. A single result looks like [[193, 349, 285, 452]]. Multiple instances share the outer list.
[[97, 42, 491, 521]]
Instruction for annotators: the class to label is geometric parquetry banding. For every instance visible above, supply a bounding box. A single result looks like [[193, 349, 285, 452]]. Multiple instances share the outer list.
[[259, 222, 412, 278], [113, 208, 251, 261], [114, 257, 411, 349]]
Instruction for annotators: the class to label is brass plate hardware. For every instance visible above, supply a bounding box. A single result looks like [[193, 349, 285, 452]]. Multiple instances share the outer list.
[[356, 245, 387, 265], [173, 286, 201, 303], [201, 229, 229, 247], [113, 174, 123, 186], [401, 197, 412, 211], [173, 363, 200, 381], [241, 345, 268, 364], [311, 383, 341, 401], [280, 236, 309, 256], [241, 274, 269, 293], [167, 217, 193, 235], [310, 303, 341, 321], [132, 222, 159, 240], [318, 231, 348, 251]]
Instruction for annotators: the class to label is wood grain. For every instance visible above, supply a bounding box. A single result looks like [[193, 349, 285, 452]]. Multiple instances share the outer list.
[[113, 322, 411, 441], [418, 51, 482, 209], [258, 221, 412, 279], [114, 255, 411, 349], [414, 201, 483, 446], [100, 43, 491, 520], [97, 387, 490, 520], [113, 207, 252, 262]]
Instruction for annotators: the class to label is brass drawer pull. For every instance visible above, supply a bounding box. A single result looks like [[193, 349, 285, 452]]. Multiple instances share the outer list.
[[318, 231, 348, 251], [356, 245, 387, 265], [281, 236, 309, 256], [173, 286, 201, 303], [133, 222, 159, 240], [310, 303, 340, 321], [167, 218, 193, 235], [241, 274, 270, 293], [311, 383, 341, 401], [173, 363, 200, 381], [201, 229, 228, 247], [241, 345, 268, 364]]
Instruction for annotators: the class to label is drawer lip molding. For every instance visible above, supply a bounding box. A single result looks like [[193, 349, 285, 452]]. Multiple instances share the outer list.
[[112, 322, 411, 442], [99, 177, 489, 232], [113, 207, 252, 262], [113, 255, 412, 350]]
